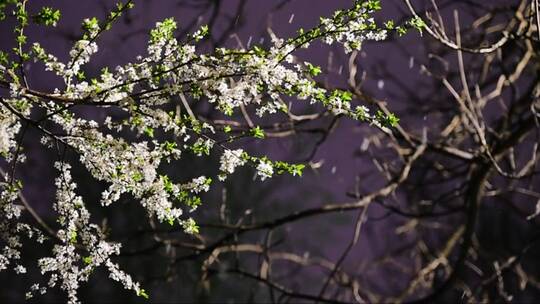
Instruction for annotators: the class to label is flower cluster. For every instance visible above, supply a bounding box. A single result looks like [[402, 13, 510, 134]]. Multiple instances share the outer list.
[[0, 105, 21, 158], [0, 181, 45, 280], [219, 149, 246, 179], [34, 163, 141, 304]]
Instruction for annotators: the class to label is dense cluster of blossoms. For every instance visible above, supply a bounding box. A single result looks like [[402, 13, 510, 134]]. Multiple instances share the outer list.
[[0, 101, 22, 158], [35, 162, 146, 302], [0, 0, 415, 302]]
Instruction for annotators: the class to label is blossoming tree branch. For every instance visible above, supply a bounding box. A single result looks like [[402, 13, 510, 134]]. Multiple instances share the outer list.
[[0, 0, 424, 302]]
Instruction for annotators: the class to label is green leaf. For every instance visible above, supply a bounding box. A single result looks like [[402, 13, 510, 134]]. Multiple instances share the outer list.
[[306, 63, 322, 76], [0, 51, 9, 66], [162, 175, 174, 193], [82, 256, 93, 265], [69, 231, 77, 244], [137, 289, 149, 299], [33, 7, 61, 27], [132, 172, 143, 182], [408, 16, 426, 35], [376, 110, 400, 128], [162, 141, 177, 152], [144, 126, 154, 138], [82, 17, 99, 32], [250, 126, 265, 139]]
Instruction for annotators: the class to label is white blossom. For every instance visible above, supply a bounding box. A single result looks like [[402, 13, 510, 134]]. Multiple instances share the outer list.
[[256, 160, 274, 181], [219, 149, 246, 175]]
